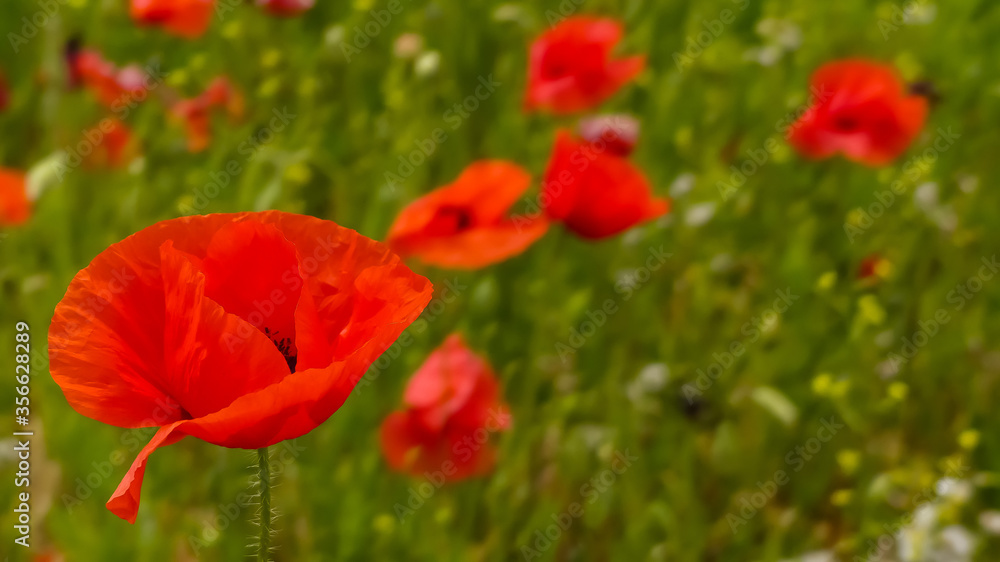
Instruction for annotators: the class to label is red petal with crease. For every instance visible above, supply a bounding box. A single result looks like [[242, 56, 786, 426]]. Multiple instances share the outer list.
[[387, 161, 549, 269], [50, 211, 433, 522]]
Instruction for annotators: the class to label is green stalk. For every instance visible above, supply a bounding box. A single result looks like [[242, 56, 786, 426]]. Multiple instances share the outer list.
[[256, 447, 272, 562]]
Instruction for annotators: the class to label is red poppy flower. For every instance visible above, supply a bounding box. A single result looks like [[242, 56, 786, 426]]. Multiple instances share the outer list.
[[542, 129, 668, 239], [257, 0, 314, 16], [524, 16, 645, 114], [386, 161, 549, 269], [83, 118, 138, 169], [788, 59, 928, 166], [170, 77, 244, 153], [380, 334, 510, 480], [578, 114, 640, 157], [48, 212, 433, 522], [130, 0, 214, 38], [68, 49, 148, 108], [0, 168, 30, 226]]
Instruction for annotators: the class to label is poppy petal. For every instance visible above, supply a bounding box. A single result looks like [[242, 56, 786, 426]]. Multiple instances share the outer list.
[[380, 334, 509, 481], [543, 130, 667, 239], [387, 161, 532, 243], [49, 252, 184, 427], [0, 168, 30, 226], [160, 240, 292, 418], [200, 220, 303, 358], [404, 334, 482, 431], [51, 212, 433, 523], [380, 410, 426, 472], [524, 17, 643, 114], [402, 219, 549, 270], [131, 0, 213, 38], [790, 59, 928, 166], [106, 421, 187, 523], [541, 130, 584, 220], [253, 211, 433, 370]]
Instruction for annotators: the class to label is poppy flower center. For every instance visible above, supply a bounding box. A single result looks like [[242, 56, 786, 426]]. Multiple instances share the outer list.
[[833, 115, 860, 132], [199, 219, 303, 375], [426, 205, 474, 236], [263, 327, 297, 372], [543, 60, 570, 80]]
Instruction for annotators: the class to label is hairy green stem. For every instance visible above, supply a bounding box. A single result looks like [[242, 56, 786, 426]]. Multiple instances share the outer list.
[[256, 447, 272, 562]]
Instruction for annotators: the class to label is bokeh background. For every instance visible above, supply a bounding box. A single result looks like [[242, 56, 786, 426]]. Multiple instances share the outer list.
[[3, 0, 1000, 560]]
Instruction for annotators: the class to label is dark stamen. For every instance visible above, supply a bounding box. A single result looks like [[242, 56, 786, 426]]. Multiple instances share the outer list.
[[263, 328, 297, 372]]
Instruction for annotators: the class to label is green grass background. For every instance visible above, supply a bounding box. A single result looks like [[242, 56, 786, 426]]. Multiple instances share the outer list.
[[2, 0, 1000, 560]]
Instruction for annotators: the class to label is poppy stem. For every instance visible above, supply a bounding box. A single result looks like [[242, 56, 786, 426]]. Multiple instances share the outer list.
[[256, 447, 272, 561]]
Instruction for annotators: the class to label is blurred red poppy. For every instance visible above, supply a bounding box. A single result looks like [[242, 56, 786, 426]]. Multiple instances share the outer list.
[[170, 77, 244, 153], [48, 211, 433, 522], [131, 0, 214, 38], [524, 16, 645, 114], [380, 334, 510, 481], [788, 59, 928, 166], [578, 114, 640, 157], [258, 0, 315, 16], [83, 118, 138, 169], [386, 161, 549, 269], [0, 168, 30, 226], [543, 129, 668, 239], [68, 48, 148, 108]]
